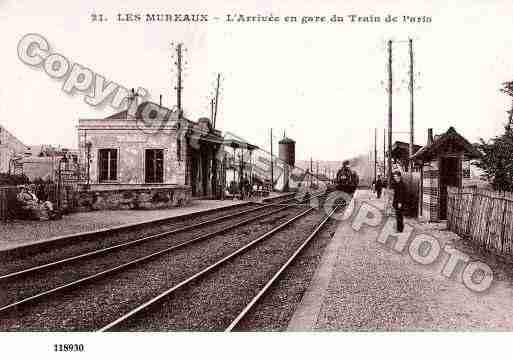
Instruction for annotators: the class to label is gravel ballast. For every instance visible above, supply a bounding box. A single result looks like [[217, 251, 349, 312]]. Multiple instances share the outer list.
[[112, 209, 329, 331], [0, 207, 305, 331], [233, 216, 340, 331], [0, 205, 290, 308]]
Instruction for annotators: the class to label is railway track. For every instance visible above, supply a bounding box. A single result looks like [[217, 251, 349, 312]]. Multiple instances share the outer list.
[[226, 204, 341, 331], [263, 190, 327, 206], [0, 192, 311, 275], [262, 192, 297, 204], [100, 202, 343, 331], [0, 201, 262, 264], [1, 203, 276, 278], [0, 191, 332, 330]]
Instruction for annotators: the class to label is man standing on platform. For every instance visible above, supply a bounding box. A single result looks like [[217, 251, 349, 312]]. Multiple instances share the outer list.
[[392, 171, 406, 233], [374, 174, 384, 199]]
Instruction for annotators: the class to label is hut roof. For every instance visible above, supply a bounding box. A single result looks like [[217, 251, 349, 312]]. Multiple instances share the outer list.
[[411, 127, 481, 161]]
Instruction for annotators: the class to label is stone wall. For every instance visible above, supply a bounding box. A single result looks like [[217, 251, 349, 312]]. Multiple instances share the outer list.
[[74, 185, 191, 211]]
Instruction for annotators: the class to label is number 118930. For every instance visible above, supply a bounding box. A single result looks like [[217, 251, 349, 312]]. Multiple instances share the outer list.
[[54, 344, 85, 352]]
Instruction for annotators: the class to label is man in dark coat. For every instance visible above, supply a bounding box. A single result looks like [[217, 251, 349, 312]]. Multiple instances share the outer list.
[[373, 175, 384, 199], [239, 174, 250, 200], [243, 174, 251, 198], [392, 171, 407, 233]]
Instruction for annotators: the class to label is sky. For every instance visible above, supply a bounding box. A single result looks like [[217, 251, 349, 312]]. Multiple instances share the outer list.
[[1, 0, 512, 161]]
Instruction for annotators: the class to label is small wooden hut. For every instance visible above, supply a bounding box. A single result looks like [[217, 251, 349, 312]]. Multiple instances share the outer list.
[[412, 127, 481, 221]]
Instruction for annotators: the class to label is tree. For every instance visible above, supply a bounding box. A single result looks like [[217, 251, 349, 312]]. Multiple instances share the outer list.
[[473, 82, 513, 191]]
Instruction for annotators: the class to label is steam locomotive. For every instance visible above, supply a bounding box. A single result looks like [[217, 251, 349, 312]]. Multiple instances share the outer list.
[[335, 160, 359, 195]]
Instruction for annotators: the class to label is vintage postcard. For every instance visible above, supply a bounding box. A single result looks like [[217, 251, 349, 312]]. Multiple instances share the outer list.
[[0, 0, 512, 357]]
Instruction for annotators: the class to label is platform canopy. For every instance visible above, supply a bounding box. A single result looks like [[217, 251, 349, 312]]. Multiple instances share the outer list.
[[223, 139, 259, 151], [411, 126, 481, 162], [187, 131, 225, 145], [391, 141, 423, 161]]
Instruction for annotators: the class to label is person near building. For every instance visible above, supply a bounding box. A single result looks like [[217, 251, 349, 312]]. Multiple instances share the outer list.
[[373, 174, 384, 199], [240, 174, 250, 199], [244, 175, 252, 198], [392, 171, 407, 233]]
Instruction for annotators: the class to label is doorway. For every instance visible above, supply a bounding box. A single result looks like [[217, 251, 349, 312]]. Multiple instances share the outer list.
[[439, 156, 460, 220]]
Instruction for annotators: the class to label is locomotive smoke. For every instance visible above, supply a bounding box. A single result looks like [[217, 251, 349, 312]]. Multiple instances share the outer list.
[[345, 154, 374, 187]]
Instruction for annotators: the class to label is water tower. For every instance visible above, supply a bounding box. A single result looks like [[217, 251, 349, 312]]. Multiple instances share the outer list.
[[279, 136, 295, 191]]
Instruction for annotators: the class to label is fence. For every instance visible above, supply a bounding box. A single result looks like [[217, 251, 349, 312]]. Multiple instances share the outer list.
[[0, 187, 20, 221], [447, 186, 513, 256], [42, 183, 79, 211]]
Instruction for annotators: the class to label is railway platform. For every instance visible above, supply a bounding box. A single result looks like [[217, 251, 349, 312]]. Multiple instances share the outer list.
[[0, 199, 247, 252], [288, 189, 513, 331]]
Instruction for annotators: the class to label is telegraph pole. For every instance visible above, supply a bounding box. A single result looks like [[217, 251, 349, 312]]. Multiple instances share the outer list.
[[310, 157, 313, 188], [316, 161, 319, 186], [210, 98, 214, 122], [383, 128, 386, 179], [213, 73, 221, 128], [374, 128, 377, 183], [387, 40, 393, 186], [270, 128, 274, 190], [409, 38, 415, 172], [175, 43, 183, 118]]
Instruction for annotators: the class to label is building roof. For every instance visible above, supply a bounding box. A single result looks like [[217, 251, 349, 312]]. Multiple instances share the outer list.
[[99, 101, 224, 140], [0, 125, 27, 151], [411, 127, 481, 161], [105, 101, 179, 120], [104, 102, 202, 132], [391, 141, 422, 159], [105, 110, 129, 120]]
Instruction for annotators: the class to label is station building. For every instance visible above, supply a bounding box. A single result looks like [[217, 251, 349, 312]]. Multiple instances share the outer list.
[[0, 125, 27, 174], [76, 101, 225, 210], [14, 145, 80, 182]]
